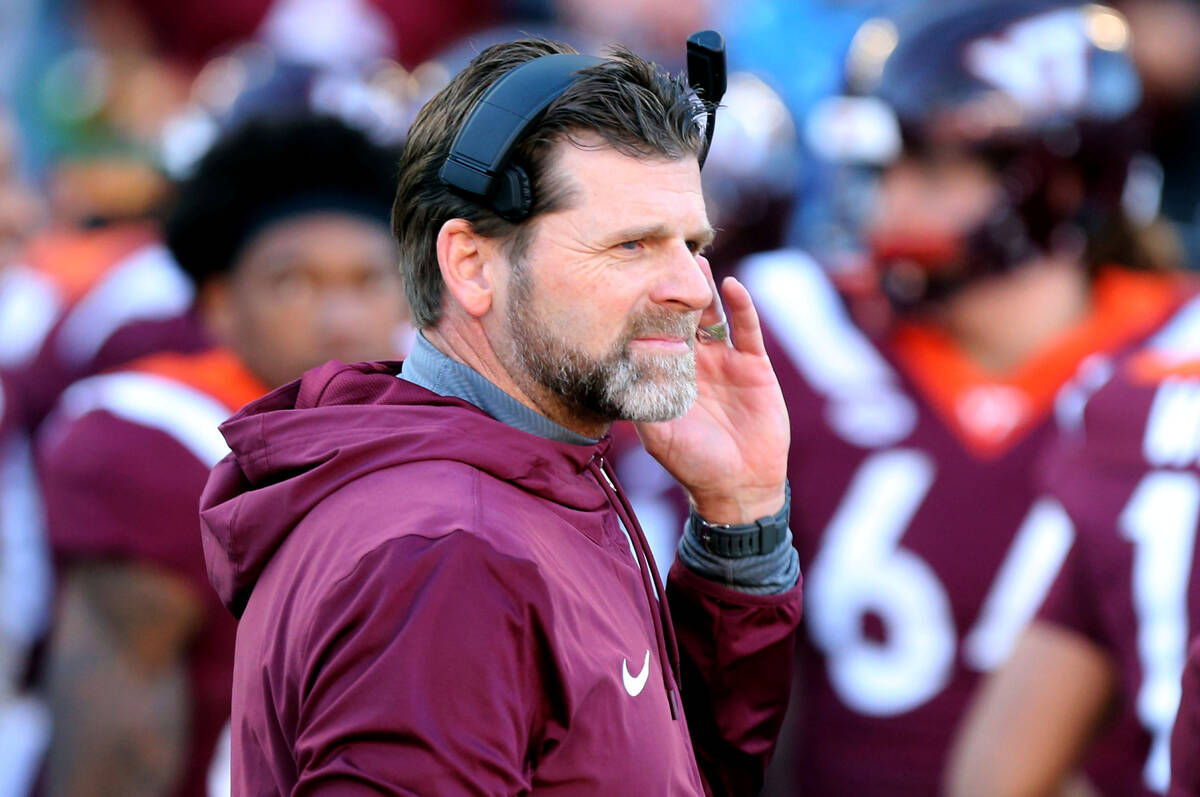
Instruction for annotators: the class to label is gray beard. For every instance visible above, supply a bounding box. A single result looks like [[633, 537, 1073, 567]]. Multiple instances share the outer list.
[[506, 273, 698, 424]]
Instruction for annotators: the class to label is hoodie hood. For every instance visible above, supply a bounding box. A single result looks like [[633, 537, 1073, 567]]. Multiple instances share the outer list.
[[200, 360, 611, 617]]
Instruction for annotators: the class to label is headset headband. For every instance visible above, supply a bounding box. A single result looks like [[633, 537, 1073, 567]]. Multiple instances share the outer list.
[[439, 54, 603, 205], [439, 34, 726, 222]]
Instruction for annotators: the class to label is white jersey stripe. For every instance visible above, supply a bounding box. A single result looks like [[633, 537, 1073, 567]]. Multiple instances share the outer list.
[[740, 250, 896, 394], [56, 372, 233, 467], [0, 265, 62, 368], [1145, 293, 1200, 364], [55, 244, 195, 369]]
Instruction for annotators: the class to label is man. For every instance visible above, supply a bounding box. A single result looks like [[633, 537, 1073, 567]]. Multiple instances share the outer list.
[[610, 3, 1193, 795], [946, 296, 1200, 796], [200, 38, 802, 794], [37, 114, 407, 797]]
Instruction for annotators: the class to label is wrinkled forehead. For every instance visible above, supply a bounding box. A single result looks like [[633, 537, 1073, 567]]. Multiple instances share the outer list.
[[543, 136, 710, 236]]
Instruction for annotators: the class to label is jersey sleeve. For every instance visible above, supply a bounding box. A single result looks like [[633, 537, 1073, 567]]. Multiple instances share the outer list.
[[1033, 373, 1147, 650], [666, 559, 804, 796], [291, 532, 561, 796], [1035, 534, 1105, 645], [38, 409, 214, 592]]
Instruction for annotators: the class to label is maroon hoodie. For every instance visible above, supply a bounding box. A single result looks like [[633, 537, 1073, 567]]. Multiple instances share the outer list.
[[200, 360, 802, 796]]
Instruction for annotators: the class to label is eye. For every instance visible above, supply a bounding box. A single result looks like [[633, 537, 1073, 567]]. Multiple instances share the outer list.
[[269, 269, 315, 302], [617, 240, 643, 252]]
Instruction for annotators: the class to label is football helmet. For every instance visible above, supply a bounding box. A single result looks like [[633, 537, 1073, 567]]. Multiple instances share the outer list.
[[809, 0, 1145, 310]]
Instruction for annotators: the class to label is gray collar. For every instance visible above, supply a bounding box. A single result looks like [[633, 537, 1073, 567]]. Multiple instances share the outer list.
[[399, 332, 600, 446]]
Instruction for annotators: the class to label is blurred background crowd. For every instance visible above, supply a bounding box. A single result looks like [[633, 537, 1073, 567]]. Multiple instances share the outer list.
[[5, 0, 1200, 795]]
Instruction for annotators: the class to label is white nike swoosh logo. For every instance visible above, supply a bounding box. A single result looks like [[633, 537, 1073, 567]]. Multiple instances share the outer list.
[[622, 650, 651, 697]]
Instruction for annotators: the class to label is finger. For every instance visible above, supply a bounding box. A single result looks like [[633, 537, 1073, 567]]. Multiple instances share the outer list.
[[721, 276, 767, 356], [696, 255, 726, 329], [695, 256, 732, 347]]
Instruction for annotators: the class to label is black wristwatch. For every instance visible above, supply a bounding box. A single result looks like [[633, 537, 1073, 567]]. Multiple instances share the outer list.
[[689, 482, 790, 559]]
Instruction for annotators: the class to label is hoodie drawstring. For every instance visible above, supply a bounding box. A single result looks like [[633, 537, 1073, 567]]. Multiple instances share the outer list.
[[588, 455, 681, 721]]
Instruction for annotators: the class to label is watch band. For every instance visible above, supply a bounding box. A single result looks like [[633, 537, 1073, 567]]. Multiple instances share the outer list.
[[688, 482, 790, 559]]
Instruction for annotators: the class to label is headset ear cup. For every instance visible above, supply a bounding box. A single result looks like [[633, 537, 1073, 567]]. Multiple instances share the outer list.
[[492, 163, 533, 222]]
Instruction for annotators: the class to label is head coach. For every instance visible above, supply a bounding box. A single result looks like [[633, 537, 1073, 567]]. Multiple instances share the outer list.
[[200, 34, 802, 796]]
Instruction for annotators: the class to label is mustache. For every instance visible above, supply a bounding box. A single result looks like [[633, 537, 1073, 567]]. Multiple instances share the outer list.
[[622, 310, 700, 345]]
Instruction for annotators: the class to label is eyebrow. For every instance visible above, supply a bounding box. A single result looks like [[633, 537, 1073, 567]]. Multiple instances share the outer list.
[[611, 223, 716, 249]]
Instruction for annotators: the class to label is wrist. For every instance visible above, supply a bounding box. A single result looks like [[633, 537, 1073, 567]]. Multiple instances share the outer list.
[[689, 483, 787, 526], [688, 482, 791, 559]]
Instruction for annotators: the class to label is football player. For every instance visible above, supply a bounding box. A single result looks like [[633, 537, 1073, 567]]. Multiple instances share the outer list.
[[616, 2, 1194, 794], [767, 3, 1197, 792], [36, 114, 407, 797], [947, 294, 1200, 795]]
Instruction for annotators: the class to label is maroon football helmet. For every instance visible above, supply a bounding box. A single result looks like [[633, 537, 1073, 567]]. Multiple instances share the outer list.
[[809, 0, 1146, 310]]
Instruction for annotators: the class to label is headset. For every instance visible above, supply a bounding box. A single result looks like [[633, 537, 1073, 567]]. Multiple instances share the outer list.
[[439, 31, 727, 222]]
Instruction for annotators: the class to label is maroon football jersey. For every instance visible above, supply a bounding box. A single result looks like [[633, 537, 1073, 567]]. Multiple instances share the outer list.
[[1038, 294, 1200, 795], [0, 224, 206, 436], [612, 249, 1187, 795], [38, 348, 267, 797]]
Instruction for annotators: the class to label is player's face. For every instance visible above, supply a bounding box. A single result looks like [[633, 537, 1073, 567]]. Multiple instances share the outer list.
[[215, 212, 407, 389], [495, 138, 714, 431], [869, 152, 1001, 247]]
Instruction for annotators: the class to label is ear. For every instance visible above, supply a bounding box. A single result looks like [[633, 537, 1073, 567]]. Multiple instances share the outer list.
[[436, 218, 501, 319]]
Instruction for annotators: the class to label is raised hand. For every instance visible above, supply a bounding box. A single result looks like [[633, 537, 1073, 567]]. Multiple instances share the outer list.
[[635, 258, 789, 524]]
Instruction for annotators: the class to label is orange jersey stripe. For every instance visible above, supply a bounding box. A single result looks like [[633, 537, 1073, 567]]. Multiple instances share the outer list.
[[128, 348, 269, 414], [23, 224, 161, 305], [1126, 352, 1200, 384]]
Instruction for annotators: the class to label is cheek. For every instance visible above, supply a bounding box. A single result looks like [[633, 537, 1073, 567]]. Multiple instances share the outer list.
[[235, 298, 313, 356], [364, 283, 409, 329]]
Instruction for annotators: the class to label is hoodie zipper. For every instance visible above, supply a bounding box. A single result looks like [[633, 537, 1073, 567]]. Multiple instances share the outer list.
[[588, 454, 681, 721]]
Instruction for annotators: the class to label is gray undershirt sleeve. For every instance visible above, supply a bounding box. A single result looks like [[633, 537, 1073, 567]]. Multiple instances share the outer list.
[[676, 522, 800, 596]]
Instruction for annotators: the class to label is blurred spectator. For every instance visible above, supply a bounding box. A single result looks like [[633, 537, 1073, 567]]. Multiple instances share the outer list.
[[80, 0, 516, 71], [552, 0, 711, 67], [7, 0, 536, 179], [38, 114, 407, 797]]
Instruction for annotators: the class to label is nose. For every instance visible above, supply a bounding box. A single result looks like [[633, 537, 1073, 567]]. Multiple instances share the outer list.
[[649, 242, 713, 312], [314, 287, 372, 346]]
